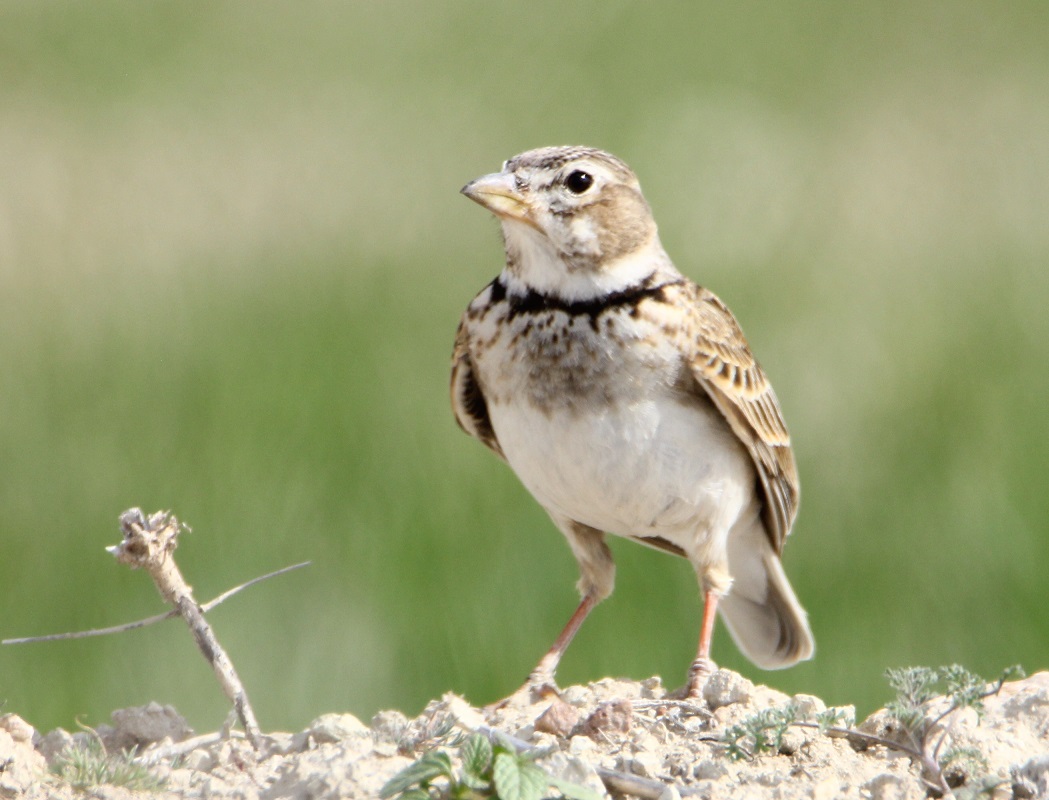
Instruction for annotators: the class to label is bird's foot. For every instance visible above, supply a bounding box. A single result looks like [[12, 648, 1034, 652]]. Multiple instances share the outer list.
[[485, 670, 560, 712], [685, 656, 717, 698]]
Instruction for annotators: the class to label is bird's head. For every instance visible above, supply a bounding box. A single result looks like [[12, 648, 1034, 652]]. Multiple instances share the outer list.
[[462, 146, 666, 299]]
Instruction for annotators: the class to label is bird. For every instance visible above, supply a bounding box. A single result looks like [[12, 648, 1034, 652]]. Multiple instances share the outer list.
[[450, 145, 813, 700]]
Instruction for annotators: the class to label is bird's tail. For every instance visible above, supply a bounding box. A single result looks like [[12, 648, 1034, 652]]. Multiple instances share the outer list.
[[719, 514, 814, 669]]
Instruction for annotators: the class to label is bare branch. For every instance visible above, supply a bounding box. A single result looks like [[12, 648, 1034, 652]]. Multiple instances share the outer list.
[[108, 508, 263, 749], [2, 562, 309, 646], [790, 721, 924, 761], [135, 731, 245, 765], [3, 610, 179, 645], [200, 562, 310, 613]]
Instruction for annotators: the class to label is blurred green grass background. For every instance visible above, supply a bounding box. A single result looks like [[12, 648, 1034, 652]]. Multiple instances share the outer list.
[[3, 2, 1048, 734]]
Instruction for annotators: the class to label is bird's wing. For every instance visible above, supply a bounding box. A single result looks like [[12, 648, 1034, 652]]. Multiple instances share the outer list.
[[450, 317, 505, 460], [676, 283, 799, 554]]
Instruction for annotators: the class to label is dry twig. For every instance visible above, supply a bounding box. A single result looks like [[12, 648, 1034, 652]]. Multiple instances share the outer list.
[[107, 508, 264, 749], [2, 562, 309, 645]]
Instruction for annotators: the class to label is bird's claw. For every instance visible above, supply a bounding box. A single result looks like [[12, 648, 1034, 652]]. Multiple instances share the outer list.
[[685, 657, 716, 698], [485, 673, 560, 712]]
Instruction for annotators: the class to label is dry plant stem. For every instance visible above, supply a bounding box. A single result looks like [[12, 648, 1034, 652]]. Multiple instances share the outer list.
[[2, 562, 309, 645], [136, 731, 245, 765], [792, 722, 949, 796], [109, 509, 263, 750], [798, 675, 1014, 797]]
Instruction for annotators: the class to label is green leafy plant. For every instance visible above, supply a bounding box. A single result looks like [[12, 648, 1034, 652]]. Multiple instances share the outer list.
[[51, 737, 167, 793], [722, 703, 852, 760], [380, 731, 599, 800], [722, 664, 1022, 798], [881, 664, 1022, 796]]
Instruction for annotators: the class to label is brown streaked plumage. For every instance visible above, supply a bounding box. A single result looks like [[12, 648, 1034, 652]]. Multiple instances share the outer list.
[[451, 146, 813, 701], [679, 282, 799, 555]]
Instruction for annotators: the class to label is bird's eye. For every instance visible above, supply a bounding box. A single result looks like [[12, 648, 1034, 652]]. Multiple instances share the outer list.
[[564, 170, 594, 194]]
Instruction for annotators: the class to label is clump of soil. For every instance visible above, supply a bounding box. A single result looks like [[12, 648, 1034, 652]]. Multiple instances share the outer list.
[[2, 669, 1047, 799]]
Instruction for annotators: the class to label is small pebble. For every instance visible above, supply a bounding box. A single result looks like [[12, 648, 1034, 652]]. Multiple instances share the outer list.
[[581, 699, 632, 738], [306, 712, 369, 744], [534, 697, 579, 737], [703, 669, 754, 710]]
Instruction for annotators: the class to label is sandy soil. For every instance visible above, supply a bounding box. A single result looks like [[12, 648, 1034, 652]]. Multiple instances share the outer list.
[[2, 668, 1048, 799]]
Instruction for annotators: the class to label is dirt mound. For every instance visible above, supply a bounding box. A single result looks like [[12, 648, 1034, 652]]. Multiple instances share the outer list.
[[2, 669, 1047, 799]]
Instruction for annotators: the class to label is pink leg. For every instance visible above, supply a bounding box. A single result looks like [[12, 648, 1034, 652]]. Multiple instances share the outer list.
[[686, 588, 720, 697], [493, 592, 599, 707]]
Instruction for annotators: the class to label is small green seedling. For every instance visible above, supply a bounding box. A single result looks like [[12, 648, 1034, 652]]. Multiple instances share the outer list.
[[380, 730, 600, 800], [51, 737, 167, 793]]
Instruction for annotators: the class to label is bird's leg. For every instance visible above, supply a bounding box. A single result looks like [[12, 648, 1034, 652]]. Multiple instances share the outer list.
[[528, 591, 598, 687], [686, 587, 720, 697], [488, 521, 611, 710], [491, 591, 598, 708]]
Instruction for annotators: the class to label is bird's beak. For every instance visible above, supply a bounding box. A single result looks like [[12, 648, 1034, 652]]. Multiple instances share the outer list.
[[461, 171, 533, 225]]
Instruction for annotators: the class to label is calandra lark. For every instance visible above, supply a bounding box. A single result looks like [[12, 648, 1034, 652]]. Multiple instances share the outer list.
[[451, 146, 813, 699]]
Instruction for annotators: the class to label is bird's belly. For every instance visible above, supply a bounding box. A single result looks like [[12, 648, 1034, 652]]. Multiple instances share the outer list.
[[489, 393, 754, 547]]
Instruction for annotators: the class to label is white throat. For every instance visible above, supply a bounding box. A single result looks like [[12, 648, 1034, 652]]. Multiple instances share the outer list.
[[500, 220, 673, 301]]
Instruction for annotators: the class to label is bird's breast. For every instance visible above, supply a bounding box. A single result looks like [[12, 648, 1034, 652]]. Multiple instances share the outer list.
[[475, 302, 679, 413], [472, 307, 754, 543], [488, 389, 754, 546]]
